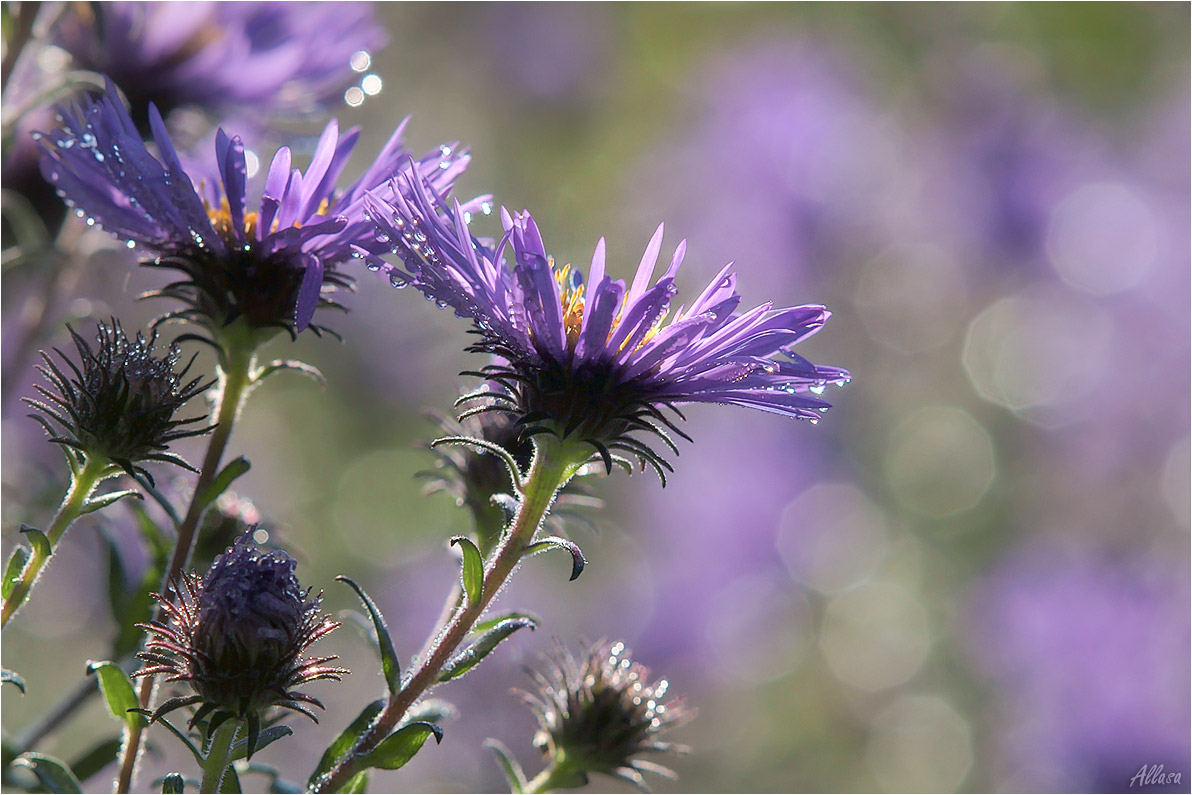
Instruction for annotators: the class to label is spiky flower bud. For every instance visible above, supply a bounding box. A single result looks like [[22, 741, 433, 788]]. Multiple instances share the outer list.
[[522, 641, 692, 791], [135, 534, 346, 756], [24, 321, 210, 483]]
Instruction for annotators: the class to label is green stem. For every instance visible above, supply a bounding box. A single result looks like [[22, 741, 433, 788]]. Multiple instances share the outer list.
[[1, 454, 111, 627], [115, 336, 257, 794], [312, 436, 588, 793], [524, 761, 586, 794], [200, 720, 240, 794]]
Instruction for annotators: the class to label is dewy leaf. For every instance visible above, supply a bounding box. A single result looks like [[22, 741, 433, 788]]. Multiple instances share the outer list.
[[471, 611, 540, 636], [13, 752, 82, 793], [3, 546, 29, 599], [196, 456, 251, 510], [341, 771, 370, 794], [307, 698, 385, 788], [484, 739, 527, 794], [335, 577, 400, 694], [522, 535, 586, 581], [86, 660, 146, 729], [2, 667, 26, 694], [438, 617, 536, 682], [358, 722, 443, 771], [160, 773, 185, 794], [450, 536, 484, 605]]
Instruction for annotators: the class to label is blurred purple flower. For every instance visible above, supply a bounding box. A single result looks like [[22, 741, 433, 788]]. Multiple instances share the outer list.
[[37, 80, 469, 336], [967, 547, 1190, 791], [365, 176, 848, 477], [50, 1, 385, 125]]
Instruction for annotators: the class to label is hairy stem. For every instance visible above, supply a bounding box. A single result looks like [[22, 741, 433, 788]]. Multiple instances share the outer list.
[[114, 338, 257, 794], [200, 721, 240, 793], [1, 454, 111, 627], [313, 436, 586, 793]]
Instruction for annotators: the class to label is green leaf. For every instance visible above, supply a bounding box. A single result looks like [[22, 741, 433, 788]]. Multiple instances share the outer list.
[[3, 545, 29, 599], [308, 698, 385, 788], [13, 752, 82, 793], [160, 773, 185, 794], [470, 611, 540, 636], [522, 535, 586, 581], [219, 764, 242, 794], [335, 577, 400, 694], [358, 722, 443, 771], [404, 699, 456, 726], [450, 536, 484, 605], [19, 524, 51, 560], [2, 666, 26, 694], [129, 709, 203, 764], [196, 456, 251, 511], [68, 737, 122, 782], [86, 660, 146, 729], [80, 488, 142, 514], [228, 725, 292, 762], [438, 617, 536, 682], [342, 771, 370, 794], [484, 739, 527, 794], [253, 359, 326, 387]]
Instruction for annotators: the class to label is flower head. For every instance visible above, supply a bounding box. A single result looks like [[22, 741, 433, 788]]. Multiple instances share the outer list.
[[365, 176, 848, 480], [135, 534, 345, 757], [23, 320, 210, 483], [521, 640, 692, 791], [50, 2, 386, 126], [37, 80, 470, 337]]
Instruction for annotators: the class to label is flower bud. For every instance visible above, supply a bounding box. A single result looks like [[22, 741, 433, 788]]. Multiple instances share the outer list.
[[24, 321, 210, 483], [136, 534, 345, 755], [522, 640, 692, 791]]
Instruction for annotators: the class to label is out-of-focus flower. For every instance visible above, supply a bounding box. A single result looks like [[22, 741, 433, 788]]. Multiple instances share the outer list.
[[420, 395, 602, 552], [135, 534, 345, 758], [966, 548, 1190, 791], [365, 177, 848, 479], [37, 80, 469, 337], [50, 2, 386, 126], [520, 640, 692, 791], [23, 320, 210, 482]]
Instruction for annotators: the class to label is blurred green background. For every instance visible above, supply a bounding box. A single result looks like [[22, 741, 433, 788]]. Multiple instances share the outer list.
[[2, 3, 1189, 792]]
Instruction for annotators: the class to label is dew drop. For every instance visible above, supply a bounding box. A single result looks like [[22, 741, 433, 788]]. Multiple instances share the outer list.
[[810, 384, 826, 395], [367, 262, 381, 272]]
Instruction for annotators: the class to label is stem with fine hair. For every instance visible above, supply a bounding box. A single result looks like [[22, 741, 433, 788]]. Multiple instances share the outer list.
[[313, 435, 588, 793], [1, 454, 115, 627], [113, 335, 258, 794], [200, 720, 241, 794]]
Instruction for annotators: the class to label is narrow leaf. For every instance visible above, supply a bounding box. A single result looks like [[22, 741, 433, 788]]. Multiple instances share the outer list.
[[471, 611, 539, 636], [438, 617, 536, 682], [160, 773, 185, 794], [80, 488, 142, 514], [68, 737, 123, 783], [2, 667, 26, 694], [86, 660, 146, 729], [522, 536, 586, 580], [3, 546, 29, 599], [254, 359, 326, 387], [229, 725, 292, 762], [450, 536, 484, 605], [219, 764, 242, 794], [307, 698, 385, 788], [13, 752, 82, 793], [335, 577, 400, 693], [484, 739, 527, 794], [196, 456, 251, 510], [19, 524, 51, 560], [359, 722, 443, 771]]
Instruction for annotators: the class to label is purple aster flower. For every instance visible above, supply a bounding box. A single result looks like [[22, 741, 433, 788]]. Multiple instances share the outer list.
[[37, 80, 470, 337], [364, 175, 848, 479], [135, 533, 346, 759], [50, 2, 385, 127]]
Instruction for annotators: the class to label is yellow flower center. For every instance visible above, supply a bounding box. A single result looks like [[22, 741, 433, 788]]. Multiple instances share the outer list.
[[553, 261, 669, 355]]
